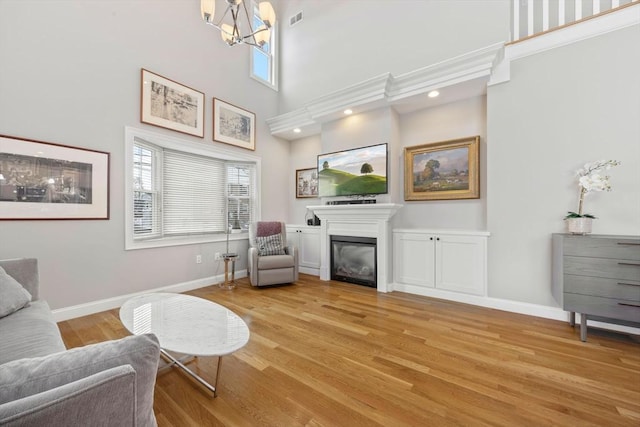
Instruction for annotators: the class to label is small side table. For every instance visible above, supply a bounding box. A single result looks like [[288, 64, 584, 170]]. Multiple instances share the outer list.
[[220, 253, 238, 290]]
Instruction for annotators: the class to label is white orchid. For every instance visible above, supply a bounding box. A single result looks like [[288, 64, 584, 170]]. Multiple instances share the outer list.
[[566, 159, 620, 219]]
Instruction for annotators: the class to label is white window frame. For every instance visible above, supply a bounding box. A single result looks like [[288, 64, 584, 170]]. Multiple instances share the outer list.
[[124, 127, 261, 250], [249, 1, 278, 90]]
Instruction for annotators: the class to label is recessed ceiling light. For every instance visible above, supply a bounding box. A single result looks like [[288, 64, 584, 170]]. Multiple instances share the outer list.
[[343, 109, 353, 115], [293, 128, 301, 133], [428, 90, 440, 98]]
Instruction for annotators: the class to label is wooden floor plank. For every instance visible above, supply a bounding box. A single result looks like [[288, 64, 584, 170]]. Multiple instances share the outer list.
[[58, 274, 640, 426]]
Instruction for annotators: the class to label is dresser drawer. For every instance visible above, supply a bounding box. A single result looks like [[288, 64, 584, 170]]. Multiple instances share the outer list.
[[565, 274, 640, 301], [563, 236, 640, 260], [564, 293, 640, 323], [564, 256, 640, 281]]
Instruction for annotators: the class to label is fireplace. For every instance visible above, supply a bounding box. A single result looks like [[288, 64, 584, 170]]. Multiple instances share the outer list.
[[307, 203, 402, 293], [331, 235, 377, 288]]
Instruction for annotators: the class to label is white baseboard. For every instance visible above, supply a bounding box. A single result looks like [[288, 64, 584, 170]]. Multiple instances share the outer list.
[[52, 270, 248, 322], [392, 282, 640, 336]]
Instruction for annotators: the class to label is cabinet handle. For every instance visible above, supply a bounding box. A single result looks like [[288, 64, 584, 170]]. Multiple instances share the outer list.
[[618, 262, 640, 267], [436, 237, 440, 241], [618, 282, 640, 287], [617, 242, 640, 246], [430, 237, 433, 241], [618, 302, 640, 308]]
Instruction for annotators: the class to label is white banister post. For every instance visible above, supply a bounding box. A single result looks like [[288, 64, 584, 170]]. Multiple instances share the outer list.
[[513, 0, 520, 40], [575, 0, 582, 20], [612, 0, 619, 8], [542, 0, 550, 31], [559, 0, 566, 25], [528, 0, 534, 36], [593, 0, 600, 14]]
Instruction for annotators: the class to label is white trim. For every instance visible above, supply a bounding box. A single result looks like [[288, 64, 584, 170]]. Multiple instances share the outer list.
[[490, 4, 640, 86], [124, 126, 261, 250], [52, 270, 248, 322], [267, 42, 504, 140], [391, 283, 640, 336]]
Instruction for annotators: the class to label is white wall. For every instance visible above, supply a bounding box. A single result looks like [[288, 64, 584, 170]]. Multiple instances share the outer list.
[[395, 96, 488, 230], [487, 24, 640, 306], [0, 0, 286, 309], [278, 0, 510, 112], [289, 134, 322, 224]]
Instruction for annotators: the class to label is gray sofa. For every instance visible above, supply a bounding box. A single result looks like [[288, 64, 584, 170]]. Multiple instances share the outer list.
[[0, 258, 161, 426]]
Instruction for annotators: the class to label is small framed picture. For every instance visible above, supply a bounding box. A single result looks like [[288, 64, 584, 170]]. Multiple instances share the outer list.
[[140, 69, 205, 138], [0, 134, 110, 220], [296, 168, 318, 198], [213, 98, 256, 151], [404, 136, 480, 201]]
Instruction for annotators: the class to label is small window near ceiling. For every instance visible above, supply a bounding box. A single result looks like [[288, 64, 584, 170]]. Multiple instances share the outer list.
[[250, 1, 278, 90]]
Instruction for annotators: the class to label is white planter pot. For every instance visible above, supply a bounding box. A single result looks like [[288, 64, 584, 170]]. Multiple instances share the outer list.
[[566, 217, 593, 234]]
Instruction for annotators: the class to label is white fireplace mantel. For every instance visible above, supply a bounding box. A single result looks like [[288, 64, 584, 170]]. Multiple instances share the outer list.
[[308, 203, 402, 292]]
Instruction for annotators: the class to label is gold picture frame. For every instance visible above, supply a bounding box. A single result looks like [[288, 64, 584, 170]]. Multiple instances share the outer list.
[[404, 136, 480, 201], [140, 69, 205, 138]]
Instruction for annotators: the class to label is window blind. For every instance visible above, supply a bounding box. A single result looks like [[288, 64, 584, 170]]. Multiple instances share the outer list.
[[163, 150, 226, 236], [133, 141, 159, 237], [226, 163, 255, 232]]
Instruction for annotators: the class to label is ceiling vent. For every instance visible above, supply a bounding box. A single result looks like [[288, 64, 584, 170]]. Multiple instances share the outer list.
[[289, 11, 303, 27]]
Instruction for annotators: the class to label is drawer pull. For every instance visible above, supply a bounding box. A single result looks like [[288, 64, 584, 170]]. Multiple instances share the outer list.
[[617, 302, 640, 308], [617, 242, 640, 246], [618, 262, 640, 267], [618, 282, 640, 287]]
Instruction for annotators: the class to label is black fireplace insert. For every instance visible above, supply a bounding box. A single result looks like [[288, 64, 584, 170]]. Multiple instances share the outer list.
[[330, 235, 377, 288]]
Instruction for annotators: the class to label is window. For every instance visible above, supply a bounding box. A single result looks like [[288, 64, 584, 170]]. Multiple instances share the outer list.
[[125, 127, 260, 250], [250, 1, 278, 89]]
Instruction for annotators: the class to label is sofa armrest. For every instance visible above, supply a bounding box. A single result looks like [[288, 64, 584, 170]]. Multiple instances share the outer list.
[[0, 334, 160, 427], [0, 365, 136, 426], [0, 259, 39, 300]]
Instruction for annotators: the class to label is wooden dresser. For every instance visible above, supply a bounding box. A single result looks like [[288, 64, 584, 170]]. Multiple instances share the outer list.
[[552, 233, 640, 341]]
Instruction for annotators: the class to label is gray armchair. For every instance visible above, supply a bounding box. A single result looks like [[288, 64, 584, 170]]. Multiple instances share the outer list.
[[248, 221, 298, 287]]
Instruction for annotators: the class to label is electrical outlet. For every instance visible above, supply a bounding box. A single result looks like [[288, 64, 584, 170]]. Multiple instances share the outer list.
[[196, 255, 202, 264], [215, 252, 221, 260]]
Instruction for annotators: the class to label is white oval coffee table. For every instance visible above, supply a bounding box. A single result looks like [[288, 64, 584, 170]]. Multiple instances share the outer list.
[[119, 292, 250, 397]]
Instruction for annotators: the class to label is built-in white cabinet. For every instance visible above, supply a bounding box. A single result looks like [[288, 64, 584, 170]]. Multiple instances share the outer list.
[[286, 225, 321, 276], [393, 229, 489, 297]]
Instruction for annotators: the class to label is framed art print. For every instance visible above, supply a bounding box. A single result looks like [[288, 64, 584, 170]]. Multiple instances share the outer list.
[[404, 136, 480, 201], [296, 167, 318, 198], [0, 134, 110, 219], [140, 68, 205, 138], [213, 98, 256, 150]]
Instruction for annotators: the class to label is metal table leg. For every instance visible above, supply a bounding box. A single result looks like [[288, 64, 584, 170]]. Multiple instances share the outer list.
[[160, 349, 222, 397]]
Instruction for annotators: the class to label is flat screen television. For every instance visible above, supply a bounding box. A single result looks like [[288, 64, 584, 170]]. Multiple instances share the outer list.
[[317, 143, 388, 197]]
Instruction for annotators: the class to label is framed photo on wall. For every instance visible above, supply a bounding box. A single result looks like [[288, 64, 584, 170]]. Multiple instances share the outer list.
[[404, 136, 480, 201], [296, 167, 318, 198], [140, 69, 205, 138], [0, 134, 110, 220], [213, 98, 256, 151]]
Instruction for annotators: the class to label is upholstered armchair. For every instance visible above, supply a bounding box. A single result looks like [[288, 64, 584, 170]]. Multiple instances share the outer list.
[[248, 221, 298, 287]]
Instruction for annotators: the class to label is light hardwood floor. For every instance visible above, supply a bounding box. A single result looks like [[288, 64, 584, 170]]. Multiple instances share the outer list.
[[58, 274, 640, 426]]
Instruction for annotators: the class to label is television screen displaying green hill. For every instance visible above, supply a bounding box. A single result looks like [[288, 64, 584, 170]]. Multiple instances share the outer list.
[[317, 143, 388, 197]]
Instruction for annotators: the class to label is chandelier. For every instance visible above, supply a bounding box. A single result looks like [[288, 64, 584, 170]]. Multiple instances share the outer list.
[[200, 0, 276, 47]]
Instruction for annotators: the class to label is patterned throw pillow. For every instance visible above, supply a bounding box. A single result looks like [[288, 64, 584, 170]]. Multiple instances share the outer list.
[[255, 233, 285, 256]]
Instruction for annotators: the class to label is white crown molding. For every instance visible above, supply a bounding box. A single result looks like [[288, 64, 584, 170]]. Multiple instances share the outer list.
[[267, 43, 504, 141], [490, 3, 639, 86]]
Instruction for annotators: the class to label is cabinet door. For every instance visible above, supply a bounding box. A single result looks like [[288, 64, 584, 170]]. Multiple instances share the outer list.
[[300, 228, 320, 268], [435, 235, 486, 296], [285, 227, 299, 251], [394, 233, 435, 288]]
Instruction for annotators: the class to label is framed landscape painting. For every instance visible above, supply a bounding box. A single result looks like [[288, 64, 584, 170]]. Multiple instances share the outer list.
[[0, 134, 110, 220], [213, 98, 256, 151], [296, 168, 318, 198], [404, 136, 480, 201], [140, 69, 205, 138]]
